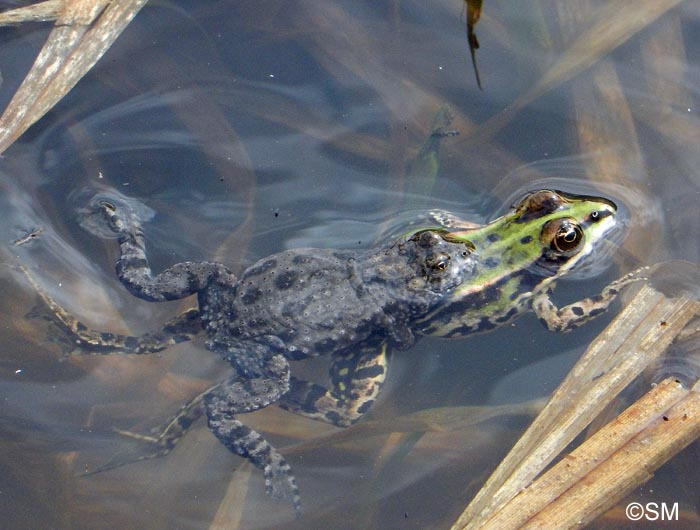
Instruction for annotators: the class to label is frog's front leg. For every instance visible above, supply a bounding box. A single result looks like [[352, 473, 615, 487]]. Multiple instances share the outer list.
[[91, 198, 233, 302], [532, 266, 650, 332], [279, 344, 389, 427], [205, 353, 300, 513]]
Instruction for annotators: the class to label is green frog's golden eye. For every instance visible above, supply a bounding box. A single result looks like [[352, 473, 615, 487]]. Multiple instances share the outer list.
[[542, 217, 585, 255]]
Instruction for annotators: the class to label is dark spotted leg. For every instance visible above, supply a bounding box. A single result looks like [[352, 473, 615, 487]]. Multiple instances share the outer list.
[[532, 266, 650, 332], [205, 354, 301, 514], [279, 343, 389, 427], [20, 265, 202, 355], [93, 199, 234, 302]]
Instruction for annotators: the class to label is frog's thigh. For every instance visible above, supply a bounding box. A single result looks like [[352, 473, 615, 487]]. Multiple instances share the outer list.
[[279, 343, 389, 427]]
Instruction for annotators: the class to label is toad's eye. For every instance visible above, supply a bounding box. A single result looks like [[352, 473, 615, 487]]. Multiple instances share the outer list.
[[427, 252, 450, 272], [541, 217, 585, 256]]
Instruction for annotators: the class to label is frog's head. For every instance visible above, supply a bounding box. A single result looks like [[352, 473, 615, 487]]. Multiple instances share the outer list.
[[445, 189, 618, 287]]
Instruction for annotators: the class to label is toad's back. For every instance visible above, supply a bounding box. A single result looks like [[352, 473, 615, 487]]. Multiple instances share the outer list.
[[198, 231, 476, 361]]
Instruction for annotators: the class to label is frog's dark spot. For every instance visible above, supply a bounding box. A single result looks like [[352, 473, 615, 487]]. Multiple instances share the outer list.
[[483, 257, 500, 269], [487, 233, 500, 242], [354, 365, 384, 379], [295, 385, 326, 412], [292, 255, 309, 265], [100, 332, 115, 341], [357, 400, 374, 414], [242, 287, 262, 305], [476, 317, 497, 332], [173, 334, 190, 343], [588, 307, 605, 318], [275, 270, 297, 290], [520, 235, 534, 244], [496, 306, 518, 323], [76, 321, 87, 332], [124, 336, 138, 349], [325, 411, 342, 424], [571, 306, 584, 316], [448, 324, 473, 337], [420, 324, 438, 334]]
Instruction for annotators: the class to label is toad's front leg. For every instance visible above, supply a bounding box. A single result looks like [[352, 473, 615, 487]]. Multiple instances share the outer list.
[[85, 194, 234, 302]]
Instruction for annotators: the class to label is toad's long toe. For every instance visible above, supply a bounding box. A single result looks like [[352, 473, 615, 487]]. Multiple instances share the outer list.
[[264, 455, 302, 516]]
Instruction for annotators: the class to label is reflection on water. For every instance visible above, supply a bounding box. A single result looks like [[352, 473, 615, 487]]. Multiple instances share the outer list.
[[2, 1, 700, 529]]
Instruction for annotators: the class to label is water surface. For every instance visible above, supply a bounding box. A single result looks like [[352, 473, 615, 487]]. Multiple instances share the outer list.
[[2, 2, 700, 529]]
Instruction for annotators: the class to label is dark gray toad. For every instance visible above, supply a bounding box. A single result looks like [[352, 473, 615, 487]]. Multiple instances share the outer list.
[[46, 193, 476, 513]]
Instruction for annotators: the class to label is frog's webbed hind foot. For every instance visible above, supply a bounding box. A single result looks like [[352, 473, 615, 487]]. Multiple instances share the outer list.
[[84, 385, 209, 475], [82, 436, 164, 476]]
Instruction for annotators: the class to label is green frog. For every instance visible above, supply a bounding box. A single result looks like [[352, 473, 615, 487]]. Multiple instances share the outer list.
[[28, 188, 644, 515]]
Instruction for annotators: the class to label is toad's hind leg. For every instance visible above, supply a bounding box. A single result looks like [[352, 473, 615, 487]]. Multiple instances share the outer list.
[[21, 265, 202, 354], [205, 354, 301, 513], [278, 343, 389, 427]]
